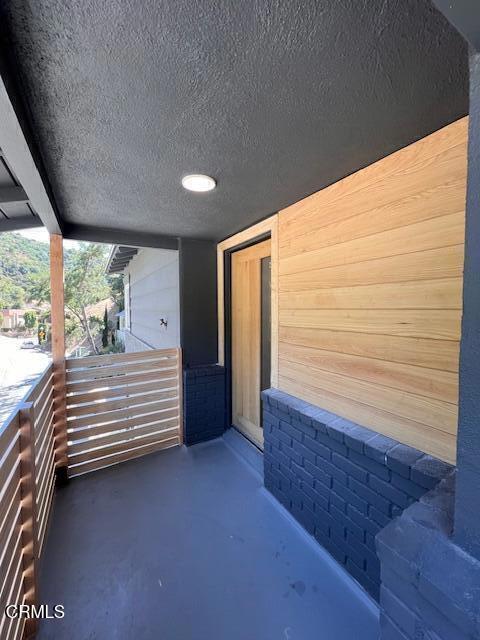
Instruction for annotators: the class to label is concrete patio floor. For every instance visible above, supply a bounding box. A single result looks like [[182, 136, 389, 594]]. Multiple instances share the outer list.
[[37, 436, 379, 640]]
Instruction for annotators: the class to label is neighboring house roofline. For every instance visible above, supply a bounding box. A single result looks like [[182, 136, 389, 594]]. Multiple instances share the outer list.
[[106, 245, 139, 275]]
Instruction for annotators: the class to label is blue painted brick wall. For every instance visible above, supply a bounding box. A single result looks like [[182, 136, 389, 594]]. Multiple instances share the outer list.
[[183, 365, 226, 445], [377, 473, 480, 640], [262, 389, 453, 601]]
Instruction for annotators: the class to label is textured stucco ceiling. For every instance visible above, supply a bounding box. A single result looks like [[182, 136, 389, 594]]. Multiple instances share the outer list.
[[0, 0, 468, 241]]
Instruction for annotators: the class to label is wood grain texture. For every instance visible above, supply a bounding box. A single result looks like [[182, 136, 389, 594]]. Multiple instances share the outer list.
[[68, 436, 180, 478], [279, 342, 458, 403], [279, 211, 464, 275], [35, 417, 54, 477], [276, 117, 468, 462], [66, 359, 177, 383], [65, 378, 178, 405], [68, 414, 179, 443], [279, 120, 467, 249], [0, 521, 22, 598], [0, 440, 20, 490], [0, 413, 18, 457], [68, 423, 179, 460], [66, 388, 178, 417], [217, 246, 225, 366], [18, 403, 39, 638], [0, 549, 23, 636], [279, 309, 461, 341], [278, 326, 459, 373], [66, 367, 178, 394], [279, 278, 462, 311], [68, 420, 178, 452], [0, 481, 21, 543], [0, 488, 21, 574], [34, 400, 54, 450], [30, 379, 56, 556], [231, 240, 271, 448], [0, 380, 58, 638], [67, 403, 179, 433], [177, 347, 184, 445], [65, 348, 177, 369], [270, 216, 279, 387], [24, 365, 53, 405], [279, 375, 456, 464], [36, 448, 54, 516], [37, 472, 55, 556], [279, 359, 457, 433], [65, 348, 182, 476], [50, 234, 68, 468], [279, 244, 464, 291], [217, 214, 278, 377]]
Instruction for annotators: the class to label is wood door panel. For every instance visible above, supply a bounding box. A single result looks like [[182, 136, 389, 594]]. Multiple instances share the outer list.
[[232, 239, 270, 448]]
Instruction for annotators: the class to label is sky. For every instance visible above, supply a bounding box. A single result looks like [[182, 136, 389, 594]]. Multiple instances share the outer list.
[[15, 227, 80, 250]]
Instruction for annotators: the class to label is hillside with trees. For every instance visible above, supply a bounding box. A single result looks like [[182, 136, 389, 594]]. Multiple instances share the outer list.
[[0, 232, 73, 308], [0, 232, 124, 354]]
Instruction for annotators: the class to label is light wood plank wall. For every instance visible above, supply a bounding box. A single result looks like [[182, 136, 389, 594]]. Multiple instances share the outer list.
[[276, 117, 468, 463]]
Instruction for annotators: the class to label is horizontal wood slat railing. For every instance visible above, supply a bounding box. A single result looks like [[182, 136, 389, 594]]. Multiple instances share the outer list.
[[0, 412, 26, 640], [0, 349, 183, 637], [65, 348, 183, 477], [24, 366, 57, 557], [0, 363, 57, 640]]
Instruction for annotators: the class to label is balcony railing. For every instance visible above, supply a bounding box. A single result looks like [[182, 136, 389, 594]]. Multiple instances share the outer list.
[[65, 348, 183, 476], [0, 363, 56, 640], [0, 347, 183, 639]]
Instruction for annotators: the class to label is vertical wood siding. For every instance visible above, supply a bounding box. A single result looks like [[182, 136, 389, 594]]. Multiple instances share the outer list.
[[276, 117, 468, 463]]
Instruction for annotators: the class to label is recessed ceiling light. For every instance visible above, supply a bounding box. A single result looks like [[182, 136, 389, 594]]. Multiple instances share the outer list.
[[182, 174, 216, 192]]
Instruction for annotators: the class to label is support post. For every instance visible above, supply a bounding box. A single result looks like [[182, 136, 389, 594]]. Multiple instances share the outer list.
[[49, 234, 68, 476], [177, 347, 184, 445], [18, 403, 39, 639], [179, 240, 226, 445], [454, 50, 480, 559], [178, 238, 217, 367]]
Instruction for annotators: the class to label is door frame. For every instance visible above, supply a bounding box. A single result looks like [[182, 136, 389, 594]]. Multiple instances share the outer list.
[[217, 214, 279, 438]]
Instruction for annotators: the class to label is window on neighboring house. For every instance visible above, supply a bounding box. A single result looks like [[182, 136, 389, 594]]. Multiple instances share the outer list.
[[125, 274, 131, 330]]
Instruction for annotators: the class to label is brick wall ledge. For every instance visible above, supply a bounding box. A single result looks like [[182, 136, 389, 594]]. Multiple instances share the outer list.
[[261, 388, 454, 600], [185, 364, 225, 377], [376, 473, 480, 639], [262, 388, 452, 490]]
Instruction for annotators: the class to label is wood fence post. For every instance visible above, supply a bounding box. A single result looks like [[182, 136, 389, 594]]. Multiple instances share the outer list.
[[177, 348, 184, 445], [50, 234, 68, 477], [18, 402, 39, 639]]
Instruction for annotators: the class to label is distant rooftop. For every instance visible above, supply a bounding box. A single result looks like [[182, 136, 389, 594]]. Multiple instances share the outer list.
[[106, 245, 138, 275]]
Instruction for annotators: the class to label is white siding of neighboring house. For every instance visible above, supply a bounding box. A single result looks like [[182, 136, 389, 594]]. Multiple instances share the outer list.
[[122, 248, 180, 352], [1, 310, 25, 329]]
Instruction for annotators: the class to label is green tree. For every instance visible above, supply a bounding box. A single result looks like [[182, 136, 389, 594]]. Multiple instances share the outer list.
[[0, 275, 25, 308], [102, 306, 109, 348], [64, 244, 110, 354], [0, 232, 75, 306], [28, 270, 51, 304], [33, 242, 111, 354], [108, 274, 124, 310], [23, 310, 37, 330], [9, 285, 25, 308]]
